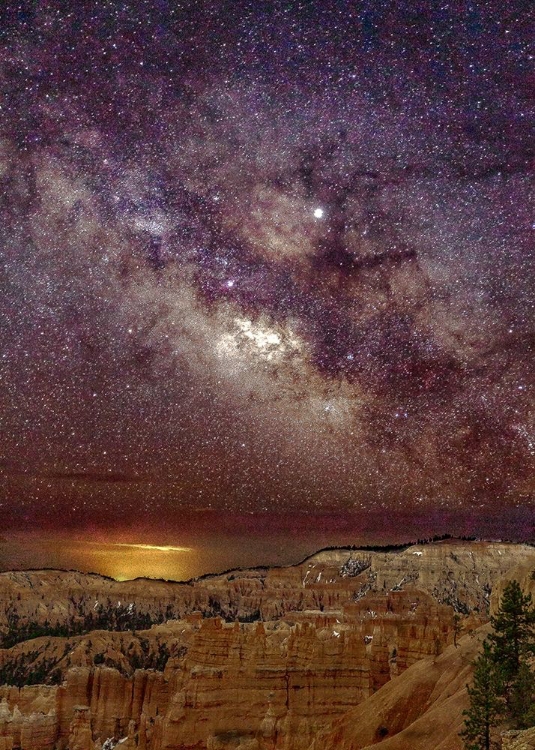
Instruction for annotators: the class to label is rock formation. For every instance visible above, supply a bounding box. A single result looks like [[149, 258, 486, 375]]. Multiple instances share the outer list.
[[502, 727, 535, 750], [0, 540, 532, 748], [0, 541, 532, 648], [310, 625, 491, 750], [68, 706, 95, 750]]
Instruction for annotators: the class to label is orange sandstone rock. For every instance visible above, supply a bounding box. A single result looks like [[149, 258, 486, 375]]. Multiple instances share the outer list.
[[0, 542, 532, 749]]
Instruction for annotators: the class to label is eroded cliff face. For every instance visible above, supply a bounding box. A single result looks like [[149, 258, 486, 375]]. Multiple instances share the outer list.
[[0, 602, 457, 750], [0, 541, 533, 749], [1, 541, 532, 645], [309, 625, 491, 750]]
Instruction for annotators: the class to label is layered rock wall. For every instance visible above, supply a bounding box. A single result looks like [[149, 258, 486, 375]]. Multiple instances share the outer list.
[[0, 542, 533, 748], [0, 542, 533, 644], [0, 598, 457, 750]]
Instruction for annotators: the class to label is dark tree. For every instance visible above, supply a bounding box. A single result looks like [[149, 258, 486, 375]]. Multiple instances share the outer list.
[[509, 661, 535, 729], [462, 580, 535, 748], [488, 580, 535, 687], [461, 641, 504, 750]]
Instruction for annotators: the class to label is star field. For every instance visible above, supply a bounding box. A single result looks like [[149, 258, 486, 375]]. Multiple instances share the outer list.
[[0, 0, 534, 546]]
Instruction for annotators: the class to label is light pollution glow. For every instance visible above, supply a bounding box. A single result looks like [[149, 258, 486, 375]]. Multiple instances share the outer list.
[[75, 541, 196, 580], [112, 543, 193, 553], [0, 537, 198, 582]]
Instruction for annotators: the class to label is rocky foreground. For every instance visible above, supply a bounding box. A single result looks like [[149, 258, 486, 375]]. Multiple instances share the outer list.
[[0, 540, 534, 749]]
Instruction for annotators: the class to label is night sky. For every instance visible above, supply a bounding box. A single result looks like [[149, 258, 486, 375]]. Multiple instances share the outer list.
[[1, 1, 534, 576]]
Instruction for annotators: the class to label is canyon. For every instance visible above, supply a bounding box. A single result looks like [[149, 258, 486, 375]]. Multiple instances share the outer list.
[[0, 540, 534, 749]]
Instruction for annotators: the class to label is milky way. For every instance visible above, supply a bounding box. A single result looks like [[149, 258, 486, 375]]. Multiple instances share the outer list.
[[0, 1, 534, 540]]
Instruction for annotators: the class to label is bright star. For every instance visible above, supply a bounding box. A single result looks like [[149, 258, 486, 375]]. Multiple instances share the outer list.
[[313, 207, 324, 219]]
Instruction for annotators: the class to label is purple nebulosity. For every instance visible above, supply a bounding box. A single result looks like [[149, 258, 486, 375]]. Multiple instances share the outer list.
[[0, 0, 534, 541]]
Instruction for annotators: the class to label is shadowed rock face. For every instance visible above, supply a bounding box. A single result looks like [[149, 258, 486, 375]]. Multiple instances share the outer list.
[[502, 727, 535, 750], [310, 625, 490, 750], [0, 541, 533, 749]]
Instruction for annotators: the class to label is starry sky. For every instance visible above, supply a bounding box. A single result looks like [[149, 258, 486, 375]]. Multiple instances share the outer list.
[[0, 1, 534, 576]]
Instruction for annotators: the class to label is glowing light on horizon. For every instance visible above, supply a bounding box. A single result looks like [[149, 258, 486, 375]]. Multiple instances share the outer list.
[[113, 543, 193, 553], [76, 541, 193, 553], [65, 540, 196, 581]]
